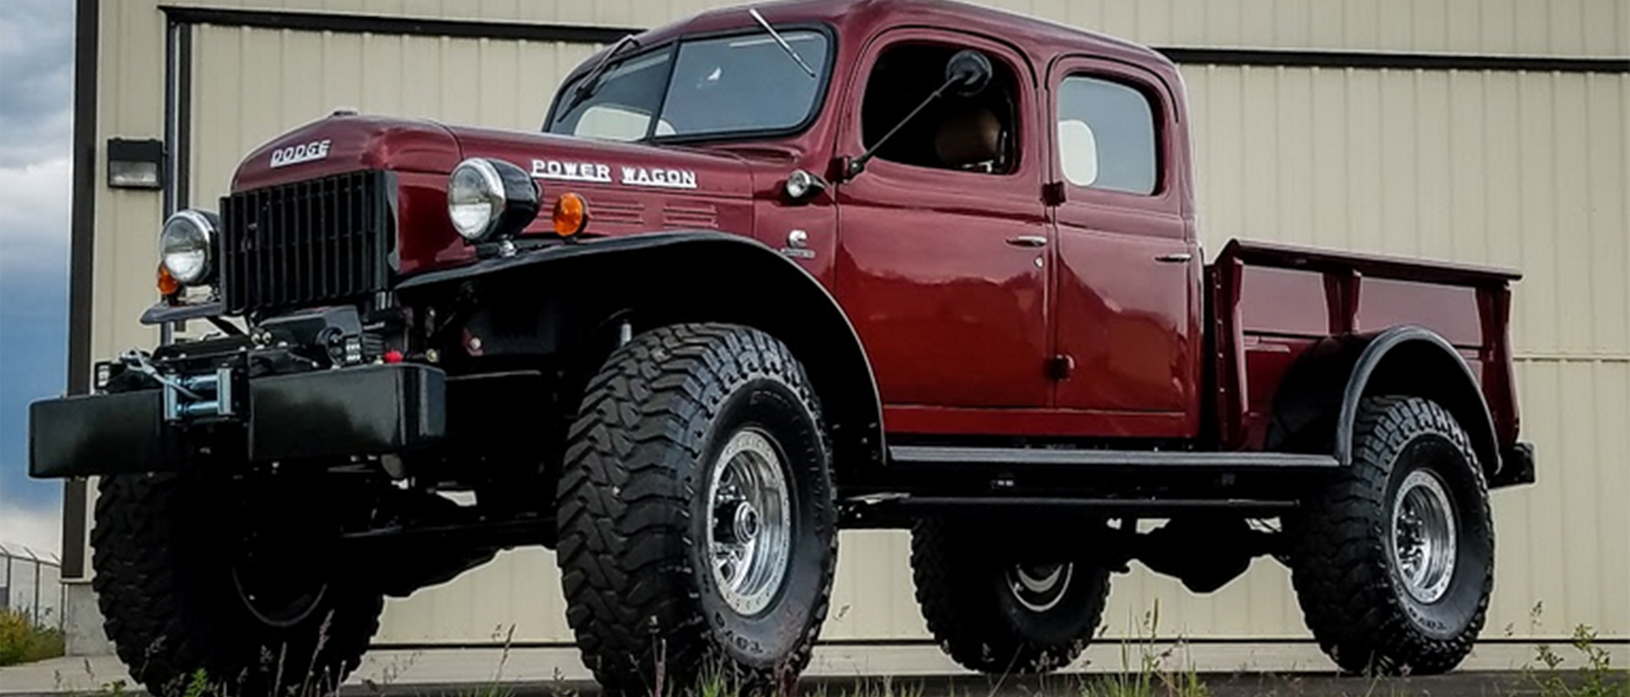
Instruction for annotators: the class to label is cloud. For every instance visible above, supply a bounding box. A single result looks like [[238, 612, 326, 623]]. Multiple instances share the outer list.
[[0, 0, 74, 170], [0, 157, 72, 270], [0, 0, 73, 271], [0, 500, 62, 558], [0, 0, 73, 542]]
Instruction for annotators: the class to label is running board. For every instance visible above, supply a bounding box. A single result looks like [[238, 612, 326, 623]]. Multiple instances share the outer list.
[[888, 446, 1339, 471], [838, 493, 1300, 527]]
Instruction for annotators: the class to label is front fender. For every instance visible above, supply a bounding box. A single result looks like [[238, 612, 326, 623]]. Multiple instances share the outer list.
[[396, 231, 887, 472]]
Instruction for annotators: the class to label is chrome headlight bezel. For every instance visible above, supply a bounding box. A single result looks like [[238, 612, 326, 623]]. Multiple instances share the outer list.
[[159, 209, 218, 285], [447, 157, 541, 241]]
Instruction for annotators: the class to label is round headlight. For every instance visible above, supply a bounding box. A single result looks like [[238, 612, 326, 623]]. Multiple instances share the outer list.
[[447, 158, 541, 241], [448, 159, 504, 240], [159, 209, 217, 285]]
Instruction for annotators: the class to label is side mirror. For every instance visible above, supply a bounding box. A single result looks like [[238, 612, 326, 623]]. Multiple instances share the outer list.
[[842, 49, 997, 181], [944, 50, 993, 97]]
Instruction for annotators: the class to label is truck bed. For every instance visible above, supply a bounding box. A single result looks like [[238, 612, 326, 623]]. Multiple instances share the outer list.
[[1208, 239, 1522, 454]]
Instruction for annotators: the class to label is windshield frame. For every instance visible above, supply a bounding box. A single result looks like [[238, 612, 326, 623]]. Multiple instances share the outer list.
[[543, 22, 839, 146]]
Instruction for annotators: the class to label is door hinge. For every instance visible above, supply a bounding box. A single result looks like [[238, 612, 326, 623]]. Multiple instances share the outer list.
[[1047, 354, 1075, 381], [1042, 182, 1066, 206]]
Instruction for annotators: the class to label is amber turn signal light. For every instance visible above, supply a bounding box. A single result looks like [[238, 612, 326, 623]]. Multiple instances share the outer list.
[[553, 192, 588, 237], [156, 263, 181, 297]]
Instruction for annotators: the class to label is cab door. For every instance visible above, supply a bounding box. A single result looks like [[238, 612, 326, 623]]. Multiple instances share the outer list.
[[833, 30, 1053, 414], [1046, 57, 1201, 436]]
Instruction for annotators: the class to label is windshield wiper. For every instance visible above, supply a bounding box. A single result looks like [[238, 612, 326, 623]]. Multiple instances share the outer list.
[[749, 7, 816, 78], [557, 34, 640, 121]]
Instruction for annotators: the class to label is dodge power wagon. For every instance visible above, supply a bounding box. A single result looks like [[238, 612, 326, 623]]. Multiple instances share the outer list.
[[31, 0, 1535, 694]]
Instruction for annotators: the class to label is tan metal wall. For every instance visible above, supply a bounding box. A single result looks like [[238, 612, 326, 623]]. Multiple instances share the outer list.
[[87, 0, 1630, 647]]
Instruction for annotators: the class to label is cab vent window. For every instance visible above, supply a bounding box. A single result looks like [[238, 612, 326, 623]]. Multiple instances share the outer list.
[[860, 43, 1019, 174], [1057, 76, 1158, 195]]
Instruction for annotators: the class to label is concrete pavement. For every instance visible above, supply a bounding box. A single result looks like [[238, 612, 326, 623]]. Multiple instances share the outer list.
[[2, 643, 1624, 696]]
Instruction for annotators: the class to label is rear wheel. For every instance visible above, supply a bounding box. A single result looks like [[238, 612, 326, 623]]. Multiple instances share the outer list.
[[911, 518, 1111, 674], [556, 323, 837, 694], [1288, 395, 1494, 675], [92, 473, 383, 697]]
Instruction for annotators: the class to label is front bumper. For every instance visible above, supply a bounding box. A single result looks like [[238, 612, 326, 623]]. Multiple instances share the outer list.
[[29, 363, 445, 478]]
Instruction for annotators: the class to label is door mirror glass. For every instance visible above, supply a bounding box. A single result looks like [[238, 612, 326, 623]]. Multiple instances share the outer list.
[[944, 50, 993, 97]]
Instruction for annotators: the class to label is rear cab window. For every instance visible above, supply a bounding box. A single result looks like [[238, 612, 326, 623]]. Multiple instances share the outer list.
[[1056, 75, 1159, 195]]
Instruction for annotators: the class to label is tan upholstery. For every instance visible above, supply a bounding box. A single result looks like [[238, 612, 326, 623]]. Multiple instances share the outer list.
[[934, 106, 1002, 168]]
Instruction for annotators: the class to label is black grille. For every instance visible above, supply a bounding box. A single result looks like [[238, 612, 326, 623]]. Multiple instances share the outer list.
[[220, 170, 394, 315]]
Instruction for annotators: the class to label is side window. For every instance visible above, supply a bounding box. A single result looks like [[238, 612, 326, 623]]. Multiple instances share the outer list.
[[860, 42, 1020, 174], [1056, 75, 1158, 195]]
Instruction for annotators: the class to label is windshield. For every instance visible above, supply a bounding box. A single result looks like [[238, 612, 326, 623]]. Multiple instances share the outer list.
[[548, 29, 831, 142]]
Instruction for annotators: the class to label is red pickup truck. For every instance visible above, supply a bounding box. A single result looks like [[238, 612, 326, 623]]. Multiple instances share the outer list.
[[31, 0, 1534, 694]]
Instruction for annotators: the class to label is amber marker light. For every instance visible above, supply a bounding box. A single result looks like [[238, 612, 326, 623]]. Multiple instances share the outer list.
[[553, 192, 588, 238], [156, 263, 181, 298]]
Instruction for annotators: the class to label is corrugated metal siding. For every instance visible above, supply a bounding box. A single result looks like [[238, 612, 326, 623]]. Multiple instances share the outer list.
[[1175, 64, 1630, 640], [88, 0, 1629, 648], [163, 0, 1630, 57], [188, 26, 597, 208]]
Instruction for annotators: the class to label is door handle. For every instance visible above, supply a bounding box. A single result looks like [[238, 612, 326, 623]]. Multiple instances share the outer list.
[[1005, 235, 1049, 248], [1155, 252, 1193, 263]]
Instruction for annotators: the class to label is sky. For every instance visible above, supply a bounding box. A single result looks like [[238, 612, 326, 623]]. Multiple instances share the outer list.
[[0, 0, 74, 556]]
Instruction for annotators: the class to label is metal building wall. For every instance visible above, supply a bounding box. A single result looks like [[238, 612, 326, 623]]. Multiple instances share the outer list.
[[81, 0, 1629, 649]]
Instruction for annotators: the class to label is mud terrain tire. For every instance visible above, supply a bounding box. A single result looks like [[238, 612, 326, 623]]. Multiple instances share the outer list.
[[1288, 395, 1494, 675], [556, 323, 837, 694], [92, 473, 383, 697], [912, 518, 1111, 675]]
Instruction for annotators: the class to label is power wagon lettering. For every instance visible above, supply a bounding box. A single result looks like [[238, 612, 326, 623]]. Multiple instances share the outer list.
[[531, 159, 613, 183], [622, 166, 698, 189]]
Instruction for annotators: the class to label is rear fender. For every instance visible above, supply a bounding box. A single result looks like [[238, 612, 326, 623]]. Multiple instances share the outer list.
[[1266, 326, 1501, 479], [395, 231, 886, 474]]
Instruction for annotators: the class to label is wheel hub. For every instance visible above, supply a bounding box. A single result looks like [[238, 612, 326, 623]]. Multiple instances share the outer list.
[[1389, 468, 1458, 604], [1007, 563, 1074, 613], [706, 428, 793, 616]]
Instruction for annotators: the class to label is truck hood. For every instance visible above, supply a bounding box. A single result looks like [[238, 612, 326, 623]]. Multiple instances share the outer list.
[[231, 113, 464, 192], [230, 113, 763, 275], [450, 125, 756, 201], [231, 113, 758, 200]]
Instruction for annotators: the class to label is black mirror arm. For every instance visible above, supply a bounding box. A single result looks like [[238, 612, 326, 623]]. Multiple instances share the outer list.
[[841, 77, 958, 181]]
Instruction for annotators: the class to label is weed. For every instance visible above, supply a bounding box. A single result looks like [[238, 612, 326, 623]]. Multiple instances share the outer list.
[[0, 606, 65, 666], [1078, 602, 1208, 697], [1522, 602, 1629, 697]]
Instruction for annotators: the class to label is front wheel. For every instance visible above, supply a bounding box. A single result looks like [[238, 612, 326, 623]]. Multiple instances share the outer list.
[[556, 324, 837, 694], [91, 473, 383, 697], [911, 519, 1111, 674], [1287, 395, 1495, 675]]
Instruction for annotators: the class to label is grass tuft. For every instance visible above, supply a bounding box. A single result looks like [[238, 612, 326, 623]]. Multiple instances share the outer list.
[[0, 606, 65, 666]]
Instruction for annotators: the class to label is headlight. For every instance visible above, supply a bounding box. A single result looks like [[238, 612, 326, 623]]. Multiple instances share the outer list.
[[159, 209, 217, 285], [447, 158, 541, 241]]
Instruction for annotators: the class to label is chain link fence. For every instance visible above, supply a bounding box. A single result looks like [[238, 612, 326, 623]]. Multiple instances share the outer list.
[[0, 542, 63, 629]]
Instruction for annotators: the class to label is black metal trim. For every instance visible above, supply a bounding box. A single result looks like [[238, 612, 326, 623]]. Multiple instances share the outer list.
[[158, 5, 639, 44], [1160, 47, 1629, 74], [157, 5, 1628, 75], [176, 23, 192, 210], [62, 0, 100, 582]]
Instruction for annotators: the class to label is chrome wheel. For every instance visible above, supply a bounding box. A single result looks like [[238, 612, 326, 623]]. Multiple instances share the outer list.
[[1390, 468, 1458, 604], [706, 428, 793, 616], [1007, 563, 1074, 612]]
